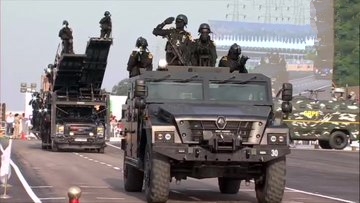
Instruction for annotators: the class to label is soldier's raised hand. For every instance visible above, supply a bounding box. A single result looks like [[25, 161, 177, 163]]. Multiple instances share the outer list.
[[164, 17, 175, 25]]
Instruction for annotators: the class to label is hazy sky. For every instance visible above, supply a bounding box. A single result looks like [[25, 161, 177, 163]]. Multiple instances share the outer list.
[[0, 0, 231, 111]]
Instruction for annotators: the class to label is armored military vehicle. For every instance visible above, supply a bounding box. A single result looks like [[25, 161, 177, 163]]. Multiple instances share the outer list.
[[281, 89, 359, 150], [37, 38, 112, 152], [121, 65, 293, 203]]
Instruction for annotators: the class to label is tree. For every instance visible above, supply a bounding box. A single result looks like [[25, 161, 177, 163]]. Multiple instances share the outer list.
[[111, 78, 130, 95], [333, 0, 360, 86]]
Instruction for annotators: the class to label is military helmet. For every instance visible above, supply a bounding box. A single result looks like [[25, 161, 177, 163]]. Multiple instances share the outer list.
[[104, 11, 110, 16], [198, 23, 211, 33], [136, 37, 148, 48], [63, 20, 69, 26], [176, 14, 188, 25], [229, 43, 242, 56]]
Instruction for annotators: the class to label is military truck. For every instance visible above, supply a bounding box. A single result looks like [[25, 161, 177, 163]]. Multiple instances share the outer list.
[[37, 38, 112, 152], [280, 89, 359, 150], [121, 65, 293, 203]]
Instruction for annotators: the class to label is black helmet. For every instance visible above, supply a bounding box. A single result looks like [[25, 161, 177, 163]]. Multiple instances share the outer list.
[[136, 37, 148, 48], [62, 20, 69, 26], [104, 11, 110, 16], [176, 14, 188, 25], [229, 43, 241, 56], [198, 23, 211, 33]]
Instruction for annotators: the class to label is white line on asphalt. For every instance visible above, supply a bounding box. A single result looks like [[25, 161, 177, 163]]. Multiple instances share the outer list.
[[106, 142, 122, 150], [30, 186, 53, 189], [113, 167, 121, 170], [96, 197, 125, 200], [9, 159, 42, 203], [79, 185, 110, 189], [285, 187, 356, 203], [38, 197, 66, 200]]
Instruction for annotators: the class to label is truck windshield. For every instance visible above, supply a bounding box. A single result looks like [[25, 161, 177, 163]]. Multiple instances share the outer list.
[[208, 83, 268, 102], [147, 81, 203, 100]]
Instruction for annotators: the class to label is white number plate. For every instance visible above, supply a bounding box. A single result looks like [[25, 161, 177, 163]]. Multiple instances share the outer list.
[[75, 138, 87, 142]]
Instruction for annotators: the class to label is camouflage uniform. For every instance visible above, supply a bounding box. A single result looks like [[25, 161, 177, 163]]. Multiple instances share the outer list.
[[152, 15, 192, 66], [192, 23, 217, 67], [58, 20, 74, 54], [218, 43, 248, 73]]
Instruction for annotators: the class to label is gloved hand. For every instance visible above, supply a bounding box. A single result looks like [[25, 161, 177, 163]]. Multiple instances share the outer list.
[[164, 17, 175, 25]]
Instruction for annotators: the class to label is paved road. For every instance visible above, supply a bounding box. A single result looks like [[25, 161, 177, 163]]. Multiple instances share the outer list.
[[0, 139, 358, 203]]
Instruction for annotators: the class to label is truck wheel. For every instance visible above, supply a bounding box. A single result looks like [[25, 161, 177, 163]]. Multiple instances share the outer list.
[[51, 140, 58, 152], [318, 140, 332, 149], [218, 177, 241, 194], [123, 163, 144, 192], [255, 157, 286, 203], [144, 145, 170, 203], [329, 131, 348, 150], [97, 147, 105, 153]]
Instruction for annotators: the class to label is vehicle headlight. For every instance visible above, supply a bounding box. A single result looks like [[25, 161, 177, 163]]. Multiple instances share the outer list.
[[97, 127, 104, 137], [155, 131, 174, 143], [69, 132, 74, 136], [89, 132, 94, 136], [56, 125, 64, 134], [158, 59, 168, 70], [267, 133, 287, 145]]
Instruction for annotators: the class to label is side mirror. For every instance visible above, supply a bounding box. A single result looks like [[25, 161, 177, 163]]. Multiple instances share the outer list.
[[281, 101, 292, 113], [281, 83, 293, 101], [134, 79, 147, 98]]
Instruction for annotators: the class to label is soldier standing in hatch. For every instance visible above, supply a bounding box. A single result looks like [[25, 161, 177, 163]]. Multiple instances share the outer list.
[[99, 11, 112, 38], [218, 43, 249, 73], [192, 23, 217, 67], [152, 14, 193, 66], [58, 20, 74, 54], [127, 37, 153, 77]]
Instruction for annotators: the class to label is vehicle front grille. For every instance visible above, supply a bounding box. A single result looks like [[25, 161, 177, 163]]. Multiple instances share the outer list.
[[188, 120, 253, 142], [66, 124, 95, 136]]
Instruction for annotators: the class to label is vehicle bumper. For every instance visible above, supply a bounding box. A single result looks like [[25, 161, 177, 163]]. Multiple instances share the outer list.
[[152, 144, 290, 163], [53, 137, 106, 149]]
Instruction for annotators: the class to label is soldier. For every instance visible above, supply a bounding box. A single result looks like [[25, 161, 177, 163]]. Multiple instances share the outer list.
[[126, 37, 153, 77], [192, 23, 217, 67], [218, 43, 249, 73], [58, 20, 74, 54], [152, 14, 193, 66], [99, 11, 112, 38]]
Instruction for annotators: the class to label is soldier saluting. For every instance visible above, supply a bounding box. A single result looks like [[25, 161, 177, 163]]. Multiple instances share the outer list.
[[126, 37, 153, 77], [152, 14, 193, 66]]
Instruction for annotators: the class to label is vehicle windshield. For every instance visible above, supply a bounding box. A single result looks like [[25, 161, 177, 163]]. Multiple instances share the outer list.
[[208, 82, 269, 102], [147, 81, 203, 100]]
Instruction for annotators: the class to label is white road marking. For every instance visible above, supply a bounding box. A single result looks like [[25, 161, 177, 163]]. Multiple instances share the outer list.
[[285, 187, 356, 203], [39, 197, 66, 200], [79, 185, 110, 189], [106, 142, 122, 150], [96, 197, 125, 200], [30, 186, 53, 189], [113, 167, 121, 170]]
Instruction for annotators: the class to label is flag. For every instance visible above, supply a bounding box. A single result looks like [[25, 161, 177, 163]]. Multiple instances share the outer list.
[[0, 139, 12, 184]]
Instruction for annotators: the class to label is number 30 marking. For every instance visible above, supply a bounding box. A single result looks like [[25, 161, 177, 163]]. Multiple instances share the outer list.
[[271, 149, 279, 157]]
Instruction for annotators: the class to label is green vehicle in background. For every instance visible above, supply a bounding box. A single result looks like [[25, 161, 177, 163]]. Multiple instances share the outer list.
[[278, 89, 359, 150]]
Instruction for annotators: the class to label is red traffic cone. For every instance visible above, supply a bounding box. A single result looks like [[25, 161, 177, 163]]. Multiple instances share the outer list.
[[21, 132, 27, 140]]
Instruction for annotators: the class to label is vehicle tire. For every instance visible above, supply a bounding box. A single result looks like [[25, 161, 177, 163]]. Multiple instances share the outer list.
[[218, 177, 241, 194], [144, 145, 170, 203], [255, 157, 286, 203], [123, 163, 144, 192], [97, 147, 105, 153], [318, 140, 332, 149], [51, 140, 58, 152], [329, 131, 348, 150]]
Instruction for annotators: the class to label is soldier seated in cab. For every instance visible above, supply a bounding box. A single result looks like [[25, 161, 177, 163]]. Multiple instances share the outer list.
[[219, 43, 249, 73]]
